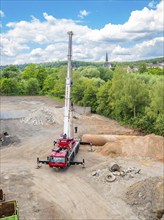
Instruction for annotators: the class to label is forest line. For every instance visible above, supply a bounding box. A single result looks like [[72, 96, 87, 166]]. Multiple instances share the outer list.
[[0, 63, 163, 136]]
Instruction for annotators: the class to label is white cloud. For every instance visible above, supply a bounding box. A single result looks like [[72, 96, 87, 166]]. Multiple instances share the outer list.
[[43, 12, 56, 23], [133, 37, 164, 58], [1, 34, 29, 57], [1, 1, 164, 65], [0, 10, 4, 17], [110, 37, 164, 61], [148, 0, 158, 9], [78, 10, 90, 19]]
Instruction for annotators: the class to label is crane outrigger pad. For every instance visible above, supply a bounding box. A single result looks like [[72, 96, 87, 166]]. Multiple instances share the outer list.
[[70, 159, 85, 167], [37, 157, 48, 164]]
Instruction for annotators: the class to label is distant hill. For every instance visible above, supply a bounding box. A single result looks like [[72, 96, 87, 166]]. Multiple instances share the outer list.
[[0, 57, 163, 70], [123, 57, 164, 65], [0, 60, 103, 70]]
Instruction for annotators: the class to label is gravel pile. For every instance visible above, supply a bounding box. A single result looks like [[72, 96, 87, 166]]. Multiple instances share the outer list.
[[0, 135, 20, 147], [126, 177, 164, 220], [20, 106, 64, 126], [90, 163, 141, 183]]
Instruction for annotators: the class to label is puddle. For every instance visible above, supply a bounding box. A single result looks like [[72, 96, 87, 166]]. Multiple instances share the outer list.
[[0, 110, 29, 119]]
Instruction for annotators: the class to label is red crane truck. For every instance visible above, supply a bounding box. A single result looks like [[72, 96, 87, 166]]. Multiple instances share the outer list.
[[37, 31, 91, 169]]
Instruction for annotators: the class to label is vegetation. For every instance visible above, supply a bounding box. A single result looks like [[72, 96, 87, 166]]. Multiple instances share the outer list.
[[0, 59, 164, 136]]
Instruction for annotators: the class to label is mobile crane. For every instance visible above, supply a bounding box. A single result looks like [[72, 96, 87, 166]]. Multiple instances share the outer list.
[[37, 31, 92, 169]]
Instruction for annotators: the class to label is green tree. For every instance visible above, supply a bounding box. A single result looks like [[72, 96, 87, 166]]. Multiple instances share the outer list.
[[35, 66, 48, 90], [139, 62, 147, 73], [79, 78, 99, 112], [43, 74, 57, 95], [145, 80, 164, 135], [17, 80, 27, 95], [21, 64, 38, 79], [71, 78, 85, 104], [80, 67, 100, 78], [0, 78, 18, 95], [154, 114, 164, 136], [96, 81, 112, 116], [147, 81, 164, 117], [110, 73, 149, 119], [51, 83, 65, 98], [50, 66, 67, 98], [124, 76, 149, 117], [26, 78, 40, 95], [81, 84, 98, 112], [2, 65, 20, 78], [98, 67, 114, 81], [147, 67, 163, 75]]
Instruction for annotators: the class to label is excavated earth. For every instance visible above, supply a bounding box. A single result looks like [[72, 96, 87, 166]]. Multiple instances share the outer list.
[[0, 96, 164, 220]]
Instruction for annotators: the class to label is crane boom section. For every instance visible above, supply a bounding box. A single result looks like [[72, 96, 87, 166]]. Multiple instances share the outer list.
[[64, 31, 73, 138]]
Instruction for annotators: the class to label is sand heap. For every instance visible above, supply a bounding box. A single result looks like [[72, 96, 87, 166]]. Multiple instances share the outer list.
[[82, 134, 164, 161], [21, 106, 64, 126]]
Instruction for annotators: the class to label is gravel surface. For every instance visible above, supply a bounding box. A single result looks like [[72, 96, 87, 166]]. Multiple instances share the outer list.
[[0, 96, 163, 220]]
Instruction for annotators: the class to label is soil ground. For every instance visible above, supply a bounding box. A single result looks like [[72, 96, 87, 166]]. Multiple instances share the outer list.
[[0, 96, 163, 220]]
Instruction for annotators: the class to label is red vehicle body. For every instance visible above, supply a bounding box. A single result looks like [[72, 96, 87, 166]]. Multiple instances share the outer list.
[[49, 150, 67, 168], [48, 138, 79, 168], [37, 137, 84, 169]]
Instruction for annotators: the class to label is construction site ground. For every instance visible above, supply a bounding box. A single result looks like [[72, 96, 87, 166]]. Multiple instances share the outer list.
[[0, 96, 164, 220]]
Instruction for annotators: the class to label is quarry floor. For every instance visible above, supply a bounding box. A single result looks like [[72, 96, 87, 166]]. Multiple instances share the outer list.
[[0, 96, 163, 220]]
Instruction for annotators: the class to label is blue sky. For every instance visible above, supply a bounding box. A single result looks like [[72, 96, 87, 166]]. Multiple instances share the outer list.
[[1, 0, 152, 29], [0, 0, 163, 65]]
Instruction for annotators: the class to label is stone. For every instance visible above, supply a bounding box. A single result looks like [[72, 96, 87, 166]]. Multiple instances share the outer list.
[[108, 162, 120, 172]]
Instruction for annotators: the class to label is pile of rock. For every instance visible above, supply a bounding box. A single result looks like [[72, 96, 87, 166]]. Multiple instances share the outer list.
[[91, 163, 141, 183], [0, 132, 20, 147], [126, 176, 164, 220], [21, 106, 64, 126]]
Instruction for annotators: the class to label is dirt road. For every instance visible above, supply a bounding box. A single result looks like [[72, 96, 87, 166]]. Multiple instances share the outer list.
[[0, 96, 163, 220]]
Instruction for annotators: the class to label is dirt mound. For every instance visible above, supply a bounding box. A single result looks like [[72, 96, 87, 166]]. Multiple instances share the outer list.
[[0, 132, 20, 147], [1, 136, 20, 147], [126, 177, 164, 220], [21, 106, 64, 126], [84, 134, 164, 161]]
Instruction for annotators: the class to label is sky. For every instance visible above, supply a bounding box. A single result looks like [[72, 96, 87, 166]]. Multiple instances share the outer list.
[[0, 0, 164, 65]]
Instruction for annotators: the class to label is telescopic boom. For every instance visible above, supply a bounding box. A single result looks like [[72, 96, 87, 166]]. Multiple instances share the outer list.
[[63, 31, 73, 138]]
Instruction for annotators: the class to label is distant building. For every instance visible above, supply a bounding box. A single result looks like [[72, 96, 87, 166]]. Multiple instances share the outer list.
[[148, 63, 164, 69], [127, 62, 164, 73], [127, 65, 139, 73], [127, 66, 132, 74], [104, 52, 112, 69]]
